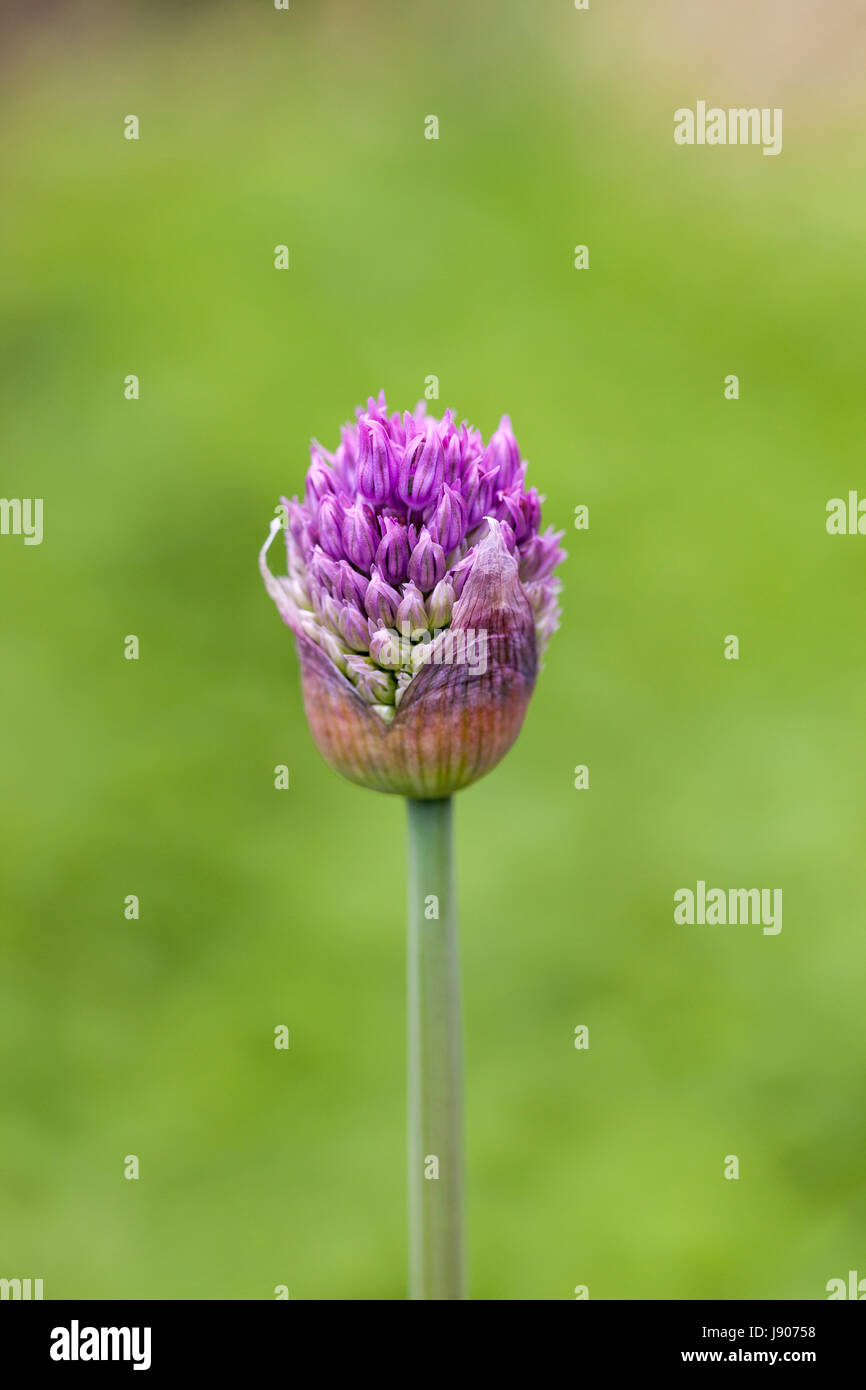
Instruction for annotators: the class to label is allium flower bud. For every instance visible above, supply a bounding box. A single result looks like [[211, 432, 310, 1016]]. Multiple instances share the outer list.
[[335, 558, 368, 608], [320, 592, 342, 633], [260, 394, 565, 797], [357, 418, 398, 504], [285, 499, 313, 561], [429, 482, 467, 554], [462, 461, 494, 529], [305, 452, 336, 510], [309, 545, 340, 595], [408, 529, 446, 593], [449, 548, 475, 599], [341, 500, 378, 571], [316, 493, 345, 560], [337, 601, 372, 653], [427, 576, 454, 628], [345, 653, 397, 707], [364, 567, 401, 627], [443, 432, 462, 485], [499, 489, 528, 544], [369, 627, 404, 669], [395, 580, 428, 631], [375, 516, 410, 586], [364, 390, 388, 422], [398, 429, 445, 509], [486, 414, 522, 490], [499, 519, 517, 555]]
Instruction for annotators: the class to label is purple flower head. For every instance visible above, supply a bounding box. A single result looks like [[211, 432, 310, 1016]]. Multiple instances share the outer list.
[[260, 393, 566, 797]]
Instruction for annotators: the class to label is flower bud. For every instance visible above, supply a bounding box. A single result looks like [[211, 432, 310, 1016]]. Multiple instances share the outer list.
[[316, 493, 345, 560], [398, 429, 444, 509], [395, 580, 428, 631], [485, 414, 521, 490], [309, 545, 340, 594], [375, 516, 410, 586], [364, 567, 402, 627], [410, 636, 433, 672], [427, 576, 454, 628], [429, 482, 467, 554], [337, 600, 372, 652], [443, 432, 462, 485], [305, 453, 337, 510], [341, 500, 377, 571], [357, 418, 397, 504], [345, 654, 397, 705], [260, 396, 565, 798], [335, 558, 369, 608], [408, 529, 446, 593], [369, 627, 405, 669]]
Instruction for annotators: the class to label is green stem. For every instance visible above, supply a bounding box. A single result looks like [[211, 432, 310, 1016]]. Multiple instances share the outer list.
[[406, 796, 465, 1300]]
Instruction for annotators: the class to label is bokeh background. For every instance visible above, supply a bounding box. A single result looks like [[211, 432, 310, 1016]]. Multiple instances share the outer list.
[[1, 0, 864, 1300]]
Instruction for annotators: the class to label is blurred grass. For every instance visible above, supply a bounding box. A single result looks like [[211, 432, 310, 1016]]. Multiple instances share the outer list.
[[1, 0, 864, 1299]]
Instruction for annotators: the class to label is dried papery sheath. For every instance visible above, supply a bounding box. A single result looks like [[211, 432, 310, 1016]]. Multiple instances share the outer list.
[[260, 392, 565, 799]]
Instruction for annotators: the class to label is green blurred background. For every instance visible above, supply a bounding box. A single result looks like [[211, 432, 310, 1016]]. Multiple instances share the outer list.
[[1, 0, 864, 1299]]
